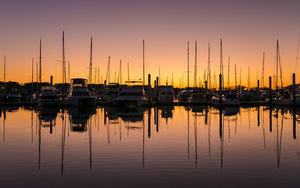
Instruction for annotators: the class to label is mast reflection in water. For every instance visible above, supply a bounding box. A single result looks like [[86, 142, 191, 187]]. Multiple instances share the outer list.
[[0, 106, 300, 187]]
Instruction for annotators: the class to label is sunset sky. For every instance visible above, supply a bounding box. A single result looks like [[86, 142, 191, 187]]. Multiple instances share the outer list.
[[0, 0, 300, 87]]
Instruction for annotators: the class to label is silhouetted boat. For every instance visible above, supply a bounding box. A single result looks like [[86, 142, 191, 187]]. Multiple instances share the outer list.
[[38, 86, 59, 106], [157, 86, 174, 104], [6, 88, 21, 102], [66, 78, 96, 106], [101, 83, 120, 104], [114, 85, 147, 107]]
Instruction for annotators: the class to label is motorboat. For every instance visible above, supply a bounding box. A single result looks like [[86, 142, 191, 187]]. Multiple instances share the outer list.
[[66, 78, 96, 106], [157, 86, 174, 104], [114, 85, 147, 107], [38, 86, 59, 106]]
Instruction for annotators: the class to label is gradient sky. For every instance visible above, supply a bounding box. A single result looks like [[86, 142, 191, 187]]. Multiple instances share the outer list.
[[0, 0, 300, 87]]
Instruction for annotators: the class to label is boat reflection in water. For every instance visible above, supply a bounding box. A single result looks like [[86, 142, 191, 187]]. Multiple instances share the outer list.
[[1, 106, 300, 187], [37, 106, 59, 134], [68, 107, 96, 132]]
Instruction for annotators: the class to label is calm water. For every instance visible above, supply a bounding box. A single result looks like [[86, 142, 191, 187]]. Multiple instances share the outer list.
[[0, 105, 300, 187]]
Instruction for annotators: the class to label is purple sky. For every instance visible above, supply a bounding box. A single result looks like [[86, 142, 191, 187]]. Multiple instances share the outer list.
[[0, 0, 299, 86]]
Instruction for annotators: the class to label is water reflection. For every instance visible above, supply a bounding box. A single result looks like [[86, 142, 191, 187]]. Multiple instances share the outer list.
[[0, 106, 300, 187]]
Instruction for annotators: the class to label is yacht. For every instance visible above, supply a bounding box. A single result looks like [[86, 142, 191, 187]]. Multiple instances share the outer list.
[[38, 86, 59, 106], [223, 93, 240, 106], [102, 83, 120, 104], [6, 88, 21, 102], [66, 78, 96, 106], [114, 85, 147, 107], [189, 90, 208, 104], [157, 86, 174, 104], [212, 93, 240, 106]]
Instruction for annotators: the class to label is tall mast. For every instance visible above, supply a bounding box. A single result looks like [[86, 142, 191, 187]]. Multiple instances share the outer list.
[[3, 55, 6, 83], [119, 59, 122, 84], [234, 64, 237, 89], [207, 43, 211, 89], [94, 67, 97, 83], [194, 40, 197, 87], [159, 66, 161, 85], [127, 62, 130, 81], [227, 56, 230, 88], [187, 41, 190, 90], [276, 40, 279, 91], [89, 37, 93, 84], [220, 39, 224, 87], [97, 67, 100, 84], [262, 52, 265, 88], [36, 61, 38, 83], [68, 61, 70, 83], [248, 66, 250, 89], [39, 39, 42, 83], [278, 45, 283, 89], [239, 67, 241, 88], [62, 31, 66, 83], [171, 72, 174, 86], [106, 56, 110, 83], [31, 57, 34, 83], [142, 40, 145, 86]]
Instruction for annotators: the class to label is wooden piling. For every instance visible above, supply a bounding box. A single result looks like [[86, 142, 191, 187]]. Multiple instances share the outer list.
[[50, 75, 53, 85]]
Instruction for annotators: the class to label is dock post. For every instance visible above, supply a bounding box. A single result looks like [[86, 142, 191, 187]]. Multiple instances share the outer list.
[[269, 76, 272, 104], [219, 74, 222, 104], [50, 75, 53, 85], [148, 74, 151, 105], [257, 80, 260, 102], [293, 73, 296, 106]]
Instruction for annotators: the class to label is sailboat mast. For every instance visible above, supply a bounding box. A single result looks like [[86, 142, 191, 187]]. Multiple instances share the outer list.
[[239, 67, 241, 88], [68, 61, 70, 83], [262, 52, 265, 88], [3, 55, 6, 83], [248, 66, 250, 89], [119, 59, 122, 84], [89, 37, 93, 84], [97, 67, 100, 84], [276, 40, 279, 91], [106, 56, 111, 83], [142, 40, 145, 86], [207, 43, 211, 89], [187, 41, 190, 91], [220, 39, 224, 87], [31, 57, 34, 83], [194, 40, 197, 88], [39, 39, 42, 83], [127, 62, 130, 81], [227, 56, 230, 88], [62, 31, 66, 83], [234, 64, 237, 89]]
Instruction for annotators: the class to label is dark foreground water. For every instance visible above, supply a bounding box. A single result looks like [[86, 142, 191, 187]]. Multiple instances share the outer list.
[[0, 105, 300, 188]]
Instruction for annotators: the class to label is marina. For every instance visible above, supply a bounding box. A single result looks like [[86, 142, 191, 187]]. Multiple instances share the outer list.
[[1, 0, 300, 187]]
